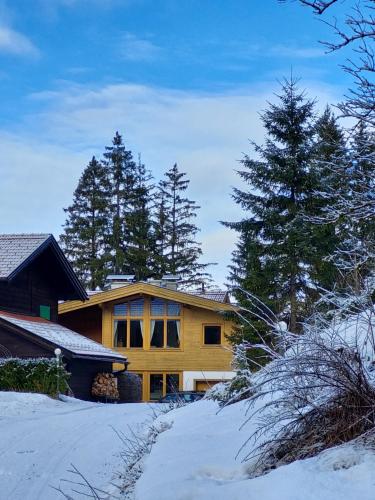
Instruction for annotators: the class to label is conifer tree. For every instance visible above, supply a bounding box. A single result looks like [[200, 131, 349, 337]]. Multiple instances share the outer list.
[[224, 78, 319, 337], [103, 132, 136, 274], [308, 106, 346, 293], [154, 163, 212, 288], [123, 156, 154, 280], [60, 156, 111, 290], [153, 187, 168, 278], [331, 120, 375, 290]]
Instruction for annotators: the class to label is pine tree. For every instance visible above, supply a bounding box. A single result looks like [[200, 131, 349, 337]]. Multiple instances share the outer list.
[[103, 131, 136, 274], [154, 163, 212, 288], [123, 155, 154, 280], [224, 78, 319, 337], [60, 156, 111, 290]]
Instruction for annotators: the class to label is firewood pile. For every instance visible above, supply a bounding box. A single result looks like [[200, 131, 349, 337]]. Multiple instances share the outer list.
[[91, 372, 119, 399]]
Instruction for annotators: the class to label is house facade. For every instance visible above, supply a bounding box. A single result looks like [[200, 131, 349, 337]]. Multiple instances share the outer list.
[[59, 280, 236, 401], [0, 234, 127, 400]]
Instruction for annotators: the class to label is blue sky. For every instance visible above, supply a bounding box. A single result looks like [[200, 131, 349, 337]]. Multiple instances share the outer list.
[[0, 0, 349, 286]]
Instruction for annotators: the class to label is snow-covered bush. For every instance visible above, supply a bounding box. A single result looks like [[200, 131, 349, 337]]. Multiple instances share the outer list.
[[0, 358, 69, 397], [241, 295, 375, 477]]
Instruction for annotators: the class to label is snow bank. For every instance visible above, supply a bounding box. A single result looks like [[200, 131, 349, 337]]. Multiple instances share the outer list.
[[135, 399, 375, 500], [0, 391, 150, 499]]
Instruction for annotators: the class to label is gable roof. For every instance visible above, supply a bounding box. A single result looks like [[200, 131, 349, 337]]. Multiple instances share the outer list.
[[59, 282, 236, 315], [0, 234, 50, 279], [0, 233, 87, 301], [0, 310, 126, 363]]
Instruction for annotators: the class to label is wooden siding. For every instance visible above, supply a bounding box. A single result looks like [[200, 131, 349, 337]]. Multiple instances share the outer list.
[[0, 250, 62, 320], [0, 325, 53, 358], [59, 306, 102, 344], [62, 296, 234, 373], [65, 359, 113, 401], [105, 301, 233, 372]]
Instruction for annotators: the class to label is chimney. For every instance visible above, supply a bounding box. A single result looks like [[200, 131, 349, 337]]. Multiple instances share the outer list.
[[160, 274, 181, 291], [104, 275, 136, 290]]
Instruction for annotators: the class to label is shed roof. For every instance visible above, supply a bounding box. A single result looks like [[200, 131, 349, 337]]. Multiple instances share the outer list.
[[0, 311, 126, 363], [0, 233, 87, 301]]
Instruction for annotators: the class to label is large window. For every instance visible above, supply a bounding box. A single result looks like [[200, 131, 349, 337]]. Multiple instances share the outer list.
[[203, 325, 222, 345], [150, 299, 181, 349], [113, 299, 144, 348]]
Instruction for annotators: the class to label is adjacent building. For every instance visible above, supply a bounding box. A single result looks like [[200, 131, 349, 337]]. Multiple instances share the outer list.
[[0, 234, 127, 400]]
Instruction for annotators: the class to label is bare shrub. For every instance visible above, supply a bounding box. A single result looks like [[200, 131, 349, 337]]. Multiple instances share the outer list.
[[236, 289, 375, 476]]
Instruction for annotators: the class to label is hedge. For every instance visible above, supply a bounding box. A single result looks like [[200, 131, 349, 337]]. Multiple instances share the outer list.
[[0, 358, 70, 397]]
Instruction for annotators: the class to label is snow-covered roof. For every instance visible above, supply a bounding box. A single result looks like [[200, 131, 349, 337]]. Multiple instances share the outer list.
[[0, 311, 127, 362], [0, 234, 50, 279]]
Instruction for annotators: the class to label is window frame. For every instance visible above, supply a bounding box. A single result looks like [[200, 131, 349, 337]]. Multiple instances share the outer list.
[[150, 299, 182, 349], [112, 298, 145, 349], [202, 324, 223, 346], [148, 372, 181, 400]]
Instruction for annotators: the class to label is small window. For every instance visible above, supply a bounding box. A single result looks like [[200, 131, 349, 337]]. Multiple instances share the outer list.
[[39, 305, 51, 321], [130, 320, 143, 347], [114, 303, 127, 316], [204, 325, 221, 345], [150, 320, 164, 348], [151, 298, 165, 316], [114, 320, 127, 347]]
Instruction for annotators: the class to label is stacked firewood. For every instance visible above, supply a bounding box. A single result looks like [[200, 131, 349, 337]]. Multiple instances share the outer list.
[[91, 372, 119, 399]]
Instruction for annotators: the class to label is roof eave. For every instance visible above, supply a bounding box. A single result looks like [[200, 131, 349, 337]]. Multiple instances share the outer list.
[[59, 282, 237, 314], [70, 353, 128, 364]]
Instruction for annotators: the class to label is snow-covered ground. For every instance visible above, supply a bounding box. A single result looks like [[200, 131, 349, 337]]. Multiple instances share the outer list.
[[135, 399, 375, 500], [0, 392, 151, 499], [1, 391, 375, 500]]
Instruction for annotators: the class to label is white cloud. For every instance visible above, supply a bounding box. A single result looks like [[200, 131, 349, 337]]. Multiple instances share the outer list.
[[119, 33, 162, 61], [269, 44, 324, 59], [227, 41, 324, 61], [3, 80, 344, 285], [0, 26, 39, 57]]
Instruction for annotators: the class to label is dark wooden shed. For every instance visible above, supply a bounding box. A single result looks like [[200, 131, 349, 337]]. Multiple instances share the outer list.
[[0, 234, 127, 400]]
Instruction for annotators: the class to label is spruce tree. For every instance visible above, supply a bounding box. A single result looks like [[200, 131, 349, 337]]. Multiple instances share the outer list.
[[308, 106, 346, 294], [153, 186, 168, 278], [60, 156, 111, 290], [154, 163, 212, 288], [123, 155, 154, 280], [224, 78, 319, 338], [103, 131, 136, 274], [334, 120, 375, 290]]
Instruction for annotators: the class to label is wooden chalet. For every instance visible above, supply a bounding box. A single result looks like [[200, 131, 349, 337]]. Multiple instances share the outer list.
[[59, 276, 236, 401], [0, 234, 127, 400]]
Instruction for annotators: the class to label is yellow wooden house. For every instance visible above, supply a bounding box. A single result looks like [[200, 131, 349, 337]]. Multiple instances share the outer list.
[[58, 278, 236, 401]]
